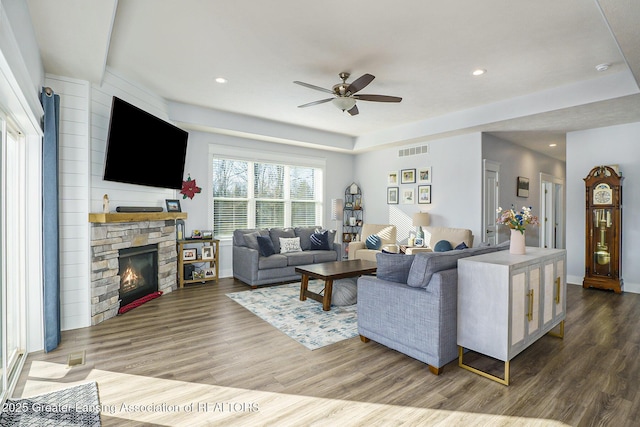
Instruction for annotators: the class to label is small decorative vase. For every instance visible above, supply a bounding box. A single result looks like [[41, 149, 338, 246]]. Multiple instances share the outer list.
[[510, 229, 526, 255]]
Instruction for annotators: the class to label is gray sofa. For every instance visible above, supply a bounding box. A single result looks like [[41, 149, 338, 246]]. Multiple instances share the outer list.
[[357, 243, 507, 375], [233, 226, 340, 288]]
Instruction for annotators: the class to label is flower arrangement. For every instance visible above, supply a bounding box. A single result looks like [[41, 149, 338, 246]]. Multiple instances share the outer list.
[[496, 205, 539, 234]]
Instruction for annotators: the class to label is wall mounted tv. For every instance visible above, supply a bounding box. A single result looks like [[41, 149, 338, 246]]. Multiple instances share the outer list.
[[103, 96, 188, 190]]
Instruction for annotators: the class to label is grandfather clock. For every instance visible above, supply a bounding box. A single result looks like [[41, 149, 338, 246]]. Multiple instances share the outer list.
[[583, 165, 623, 293]]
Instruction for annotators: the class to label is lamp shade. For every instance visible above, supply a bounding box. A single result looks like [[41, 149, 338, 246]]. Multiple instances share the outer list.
[[412, 212, 430, 226], [332, 97, 356, 111], [331, 198, 343, 221]]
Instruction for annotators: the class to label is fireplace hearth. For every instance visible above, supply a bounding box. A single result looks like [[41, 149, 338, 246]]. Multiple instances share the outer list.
[[118, 244, 158, 307]]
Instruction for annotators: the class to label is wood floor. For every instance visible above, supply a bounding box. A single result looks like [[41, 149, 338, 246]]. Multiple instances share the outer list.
[[13, 278, 640, 426]]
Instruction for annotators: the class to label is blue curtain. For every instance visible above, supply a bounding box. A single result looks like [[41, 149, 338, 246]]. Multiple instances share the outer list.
[[41, 88, 61, 352]]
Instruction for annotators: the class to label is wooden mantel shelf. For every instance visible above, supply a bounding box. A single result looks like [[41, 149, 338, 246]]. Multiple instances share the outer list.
[[88, 212, 187, 223]]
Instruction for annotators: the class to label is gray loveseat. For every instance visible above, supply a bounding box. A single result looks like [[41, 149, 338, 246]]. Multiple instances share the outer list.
[[357, 243, 507, 375], [233, 227, 340, 288]]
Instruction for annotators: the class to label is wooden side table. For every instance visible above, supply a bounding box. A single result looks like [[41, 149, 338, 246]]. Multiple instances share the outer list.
[[177, 238, 219, 288]]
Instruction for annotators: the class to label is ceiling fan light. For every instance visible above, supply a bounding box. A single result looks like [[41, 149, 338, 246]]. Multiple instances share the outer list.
[[332, 97, 356, 111]]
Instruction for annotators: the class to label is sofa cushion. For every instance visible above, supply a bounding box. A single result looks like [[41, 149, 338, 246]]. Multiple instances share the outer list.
[[257, 235, 276, 257], [280, 237, 302, 253], [295, 226, 319, 251], [234, 228, 268, 247], [434, 240, 453, 252], [270, 228, 295, 253], [407, 246, 498, 288], [376, 252, 415, 283], [243, 231, 262, 250], [312, 250, 338, 263], [258, 254, 288, 269], [283, 251, 314, 265], [310, 230, 331, 250]]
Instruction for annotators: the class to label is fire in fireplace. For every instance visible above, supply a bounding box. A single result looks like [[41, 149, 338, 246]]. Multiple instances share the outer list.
[[118, 244, 158, 307]]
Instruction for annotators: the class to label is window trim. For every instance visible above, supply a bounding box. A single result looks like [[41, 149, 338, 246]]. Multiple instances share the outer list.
[[208, 144, 326, 238]]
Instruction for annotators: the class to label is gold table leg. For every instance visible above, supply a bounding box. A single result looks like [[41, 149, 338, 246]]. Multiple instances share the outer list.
[[458, 346, 510, 386]]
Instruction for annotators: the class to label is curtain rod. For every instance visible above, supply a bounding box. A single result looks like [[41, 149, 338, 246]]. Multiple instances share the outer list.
[[43, 87, 53, 96]]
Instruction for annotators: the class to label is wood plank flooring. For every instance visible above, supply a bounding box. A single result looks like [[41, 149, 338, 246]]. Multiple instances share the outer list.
[[12, 279, 640, 426]]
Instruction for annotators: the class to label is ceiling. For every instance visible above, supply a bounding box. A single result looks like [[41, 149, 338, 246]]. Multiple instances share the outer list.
[[25, 0, 640, 161]]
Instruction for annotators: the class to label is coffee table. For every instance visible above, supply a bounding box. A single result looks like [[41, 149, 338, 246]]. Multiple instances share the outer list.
[[296, 260, 377, 311]]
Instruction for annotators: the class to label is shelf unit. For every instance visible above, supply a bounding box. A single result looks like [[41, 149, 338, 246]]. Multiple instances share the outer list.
[[177, 238, 219, 288], [342, 183, 363, 258]]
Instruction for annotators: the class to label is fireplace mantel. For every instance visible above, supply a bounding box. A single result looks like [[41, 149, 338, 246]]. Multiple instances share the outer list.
[[89, 212, 187, 223]]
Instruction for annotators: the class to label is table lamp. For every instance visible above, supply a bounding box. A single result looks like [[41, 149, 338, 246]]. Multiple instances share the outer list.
[[412, 212, 430, 240]]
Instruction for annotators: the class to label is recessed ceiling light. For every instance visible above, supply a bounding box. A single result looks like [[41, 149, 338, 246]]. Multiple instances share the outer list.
[[472, 69, 486, 76], [595, 63, 610, 72], [215, 77, 228, 84], [549, 143, 557, 147]]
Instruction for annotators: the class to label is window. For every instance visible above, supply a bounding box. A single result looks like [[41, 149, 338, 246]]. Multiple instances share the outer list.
[[213, 156, 323, 237]]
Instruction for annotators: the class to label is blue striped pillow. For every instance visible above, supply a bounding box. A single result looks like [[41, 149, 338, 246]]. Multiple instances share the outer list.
[[366, 234, 382, 250], [310, 230, 330, 250]]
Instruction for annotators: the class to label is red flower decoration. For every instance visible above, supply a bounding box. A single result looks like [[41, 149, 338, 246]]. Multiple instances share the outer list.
[[180, 176, 202, 199]]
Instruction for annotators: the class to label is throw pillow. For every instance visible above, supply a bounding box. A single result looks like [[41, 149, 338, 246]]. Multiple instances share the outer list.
[[257, 235, 276, 257], [434, 240, 453, 252], [366, 234, 382, 250], [310, 230, 331, 250], [269, 228, 295, 253], [279, 237, 302, 253], [243, 231, 261, 250], [454, 242, 468, 250], [376, 252, 415, 283]]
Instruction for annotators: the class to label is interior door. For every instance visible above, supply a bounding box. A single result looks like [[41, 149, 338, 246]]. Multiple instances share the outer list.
[[540, 173, 565, 249], [483, 160, 500, 245]]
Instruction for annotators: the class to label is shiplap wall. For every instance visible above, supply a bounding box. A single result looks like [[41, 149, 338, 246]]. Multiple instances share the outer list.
[[52, 69, 179, 330], [45, 75, 92, 330]]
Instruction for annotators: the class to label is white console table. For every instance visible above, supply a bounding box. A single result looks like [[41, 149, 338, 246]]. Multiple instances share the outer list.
[[457, 247, 566, 385]]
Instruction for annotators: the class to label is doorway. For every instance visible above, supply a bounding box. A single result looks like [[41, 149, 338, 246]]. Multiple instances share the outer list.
[[483, 160, 500, 245], [540, 173, 565, 249]]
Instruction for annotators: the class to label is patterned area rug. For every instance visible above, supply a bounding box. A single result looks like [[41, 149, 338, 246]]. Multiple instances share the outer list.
[[0, 382, 101, 426], [227, 281, 358, 350]]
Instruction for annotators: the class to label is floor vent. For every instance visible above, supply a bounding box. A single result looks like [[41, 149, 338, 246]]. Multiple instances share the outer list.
[[398, 144, 429, 157], [67, 350, 86, 367]]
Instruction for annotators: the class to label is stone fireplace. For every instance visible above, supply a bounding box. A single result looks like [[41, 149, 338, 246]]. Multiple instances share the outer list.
[[89, 212, 186, 325]]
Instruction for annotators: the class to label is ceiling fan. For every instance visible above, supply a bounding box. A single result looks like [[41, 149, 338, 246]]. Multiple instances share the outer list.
[[294, 72, 402, 116]]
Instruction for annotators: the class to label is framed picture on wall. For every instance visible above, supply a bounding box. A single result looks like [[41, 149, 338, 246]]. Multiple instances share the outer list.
[[387, 187, 399, 204], [418, 167, 432, 183], [387, 171, 399, 185], [401, 169, 416, 184], [402, 188, 415, 204], [517, 176, 530, 197], [418, 185, 431, 204]]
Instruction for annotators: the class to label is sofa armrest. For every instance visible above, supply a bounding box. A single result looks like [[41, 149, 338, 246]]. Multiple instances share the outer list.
[[232, 245, 259, 282], [347, 241, 366, 260]]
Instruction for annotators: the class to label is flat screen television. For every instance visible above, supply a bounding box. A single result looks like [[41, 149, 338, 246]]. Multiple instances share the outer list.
[[103, 96, 188, 190]]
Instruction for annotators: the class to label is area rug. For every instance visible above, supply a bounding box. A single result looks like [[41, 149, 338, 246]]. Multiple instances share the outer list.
[[226, 281, 358, 350], [0, 381, 101, 426]]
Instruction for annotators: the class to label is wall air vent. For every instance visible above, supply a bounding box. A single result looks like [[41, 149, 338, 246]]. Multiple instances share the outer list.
[[398, 144, 429, 157]]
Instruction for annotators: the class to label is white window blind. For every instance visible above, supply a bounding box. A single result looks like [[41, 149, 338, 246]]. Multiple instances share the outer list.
[[213, 157, 322, 237]]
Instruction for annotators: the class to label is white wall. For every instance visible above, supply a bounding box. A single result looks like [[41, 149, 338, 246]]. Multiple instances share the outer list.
[[354, 133, 483, 245], [482, 134, 566, 246], [566, 122, 640, 293]]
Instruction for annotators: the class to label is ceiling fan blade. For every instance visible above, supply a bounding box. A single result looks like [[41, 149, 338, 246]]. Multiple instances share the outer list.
[[298, 98, 334, 108], [354, 94, 402, 103], [346, 74, 375, 95], [293, 81, 334, 94], [347, 104, 359, 116]]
